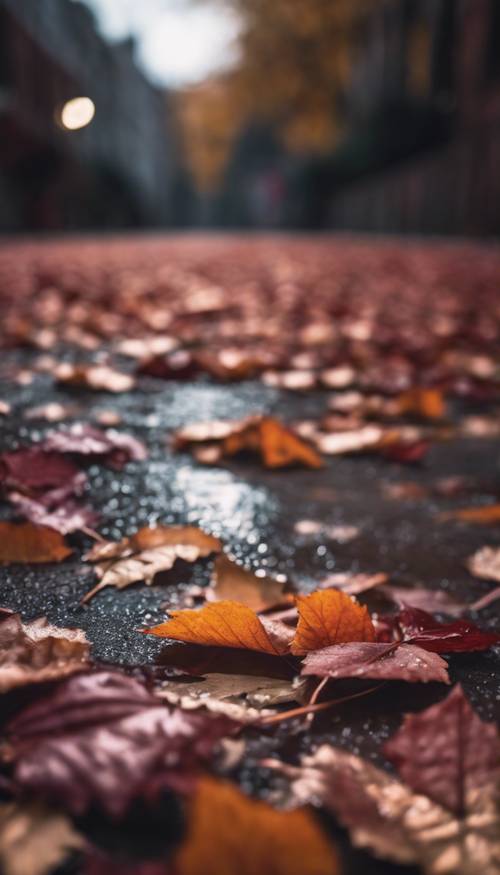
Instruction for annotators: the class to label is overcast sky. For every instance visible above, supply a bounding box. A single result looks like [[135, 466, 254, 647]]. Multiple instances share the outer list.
[[77, 0, 240, 87]]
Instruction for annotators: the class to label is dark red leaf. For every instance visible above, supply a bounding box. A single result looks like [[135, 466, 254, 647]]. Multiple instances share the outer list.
[[396, 606, 500, 652], [301, 641, 449, 683], [7, 671, 237, 819], [41, 423, 147, 469], [385, 684, 499, 815]]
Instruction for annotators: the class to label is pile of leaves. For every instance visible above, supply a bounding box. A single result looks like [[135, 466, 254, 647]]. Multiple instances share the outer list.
[[0, 236, 499, 875]]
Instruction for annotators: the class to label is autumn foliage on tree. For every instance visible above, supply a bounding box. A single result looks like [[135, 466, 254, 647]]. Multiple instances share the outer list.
[[176, 0, 373, 191]]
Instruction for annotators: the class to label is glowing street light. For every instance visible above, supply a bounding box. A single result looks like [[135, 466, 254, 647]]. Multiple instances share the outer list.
[[59, 97, 95, 131]]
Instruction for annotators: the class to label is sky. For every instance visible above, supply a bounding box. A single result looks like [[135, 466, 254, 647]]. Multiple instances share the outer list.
[[77, 0, 240, 88]]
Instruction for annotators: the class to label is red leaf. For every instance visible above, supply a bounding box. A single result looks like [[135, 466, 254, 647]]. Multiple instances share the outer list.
[[0, 448, 83, 496], [6, 671, 237, 818], [301, 641, 449, 684], [385, 685, 499, 815], [396, 606, 500, 652]]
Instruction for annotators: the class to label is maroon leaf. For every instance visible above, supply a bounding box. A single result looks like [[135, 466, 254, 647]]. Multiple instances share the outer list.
[[0, 448, 83, 496], [7, 491, 98, 535], [41, 424, 147, 469], [396, 606, 500, 652], [301, 641, 449, 684], [384, 685, 499, 815], [6, 671, 237, 819]]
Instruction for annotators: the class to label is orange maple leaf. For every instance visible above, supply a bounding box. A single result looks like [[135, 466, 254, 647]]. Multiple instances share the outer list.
[[146, 600, 291, 655], [174, 777, 339, 875], [290, 590, 375, 655]]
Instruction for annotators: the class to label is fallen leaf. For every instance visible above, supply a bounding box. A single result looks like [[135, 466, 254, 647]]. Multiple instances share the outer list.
[[301, 641, 449, 684], [174, 415, 323, 469], [467, 546, 500, 583], [396, 387, 446, 420], [7, 491, 98, 535], [157, 673, 300, 721], [146, 601, 292, 655], [0, 401, 11, 415], [0, 612, 90, 692], [55, 363, 135, 393], [0, 448, 82, 496], [271, 686, 499, 874], [290, 590, 375, 655], [173, 777, 339, 875], [207, 554, 291, 612], [0, 522, 72, 564], [316, 572, 388, 596], [439, 504, 500, 524], [384, 685, 499, 814], [83, 525, 222, 602], [0, 803, 83, 875], [6, 671, 236, 818], [41, 423, 147, 468], [23, 402, 78, 422], [294, 521, 360, 543], [395, 606, 500, 652], [312, 425, 384, 456]]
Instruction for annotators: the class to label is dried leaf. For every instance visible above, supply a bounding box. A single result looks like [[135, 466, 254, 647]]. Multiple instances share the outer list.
[[0, 522, 72, 564], [157, 673, 300, 721], [439, 504, 500, 524], [173, 777, 339, 875], [301, 642, 449, 684], [207, 554, 291, 612], [41, 423, 147, 468], [7, 671, 236, 818], [396, 387, 446, 420], [55, 363, 135, 393], [0, 803, 83, 875], [290, 590, 375, 655], [174, 415, 323, 469], [0, 612, 90, 692], [7, 491, 98, 536], [316, 572, 388, 596], [273, 687, 500, 874], [467, 546, 500, 583], [312, 425, 384, 456], [83, 525, 222, 602], [396, 606, 500, 652], [146, 601, 291, 655], [385, 685, 499, 815]]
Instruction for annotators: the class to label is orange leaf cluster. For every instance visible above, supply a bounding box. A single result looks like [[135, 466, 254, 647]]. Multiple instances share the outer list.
[[147, 588, 375, 656]]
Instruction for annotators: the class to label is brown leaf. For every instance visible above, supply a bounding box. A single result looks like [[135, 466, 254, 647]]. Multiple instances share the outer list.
[[290, 590, 375, 655], [146, 601, 292, 655], [380, 585, 466, 616], [157, 673, 300, 721], [0, 523, 72, 564], [207, 554, 291, 612], [0, 803, 83, 875], [467, 546, 500, 583], [174, 415, 323, 469], [83, 525, 222, 602], [7, 671, 237, 818], [312, 425, 384, 456], [173, 777, 339, 875], [0, 612, 90, 692], [301, 642, 449, 684], [55, 363, 135, 393]]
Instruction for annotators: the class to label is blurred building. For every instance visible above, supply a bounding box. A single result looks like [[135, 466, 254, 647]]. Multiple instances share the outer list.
[[0, 0, 177, 231], [326, 0, 500, 235]]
